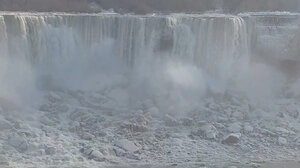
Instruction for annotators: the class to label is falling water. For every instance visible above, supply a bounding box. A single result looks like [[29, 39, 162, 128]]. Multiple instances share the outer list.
[[0, 12, 299, 108]]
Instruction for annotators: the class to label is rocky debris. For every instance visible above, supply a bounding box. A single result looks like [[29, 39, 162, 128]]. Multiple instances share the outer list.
[[39, 103, 69, 113], [1, 86, 300, 167], [164, 115, 180, 127], [122, 122, 148, 132], [154, 128, 170, 140], [135, 112, 151, 127], [113, 147, 127, 157], [40, 115, 57, 126], [222, 133, 241, 145], [180, 118, 193, 126], [45, 146, 56, 155], [69, 121, 81, 132], [278, 137, 287, 145], [192, 123, 218, 139], [114, 139, 139, 153], [121, 112, 151, 133], [79, 132, 95, 140], [80, 148, 105, 161], [47, 92, 63, 103], [8, 133, 29, 152], [259, 128, 277, 137], [69, 108, 96, 123]]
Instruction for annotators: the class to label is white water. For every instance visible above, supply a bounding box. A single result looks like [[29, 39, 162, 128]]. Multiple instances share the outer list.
[[0, 12, 299, 111]]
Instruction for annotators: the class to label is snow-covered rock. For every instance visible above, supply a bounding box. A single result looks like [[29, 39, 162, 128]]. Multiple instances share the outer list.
[[278, 137, 287, 145], [45, 146, 56, 155], [81, 148, 105, 161], [192, 123, 218, 139], [90, 150, 105, 161], [227, 123, 242, 133], [164, 115, 179, 127], [79, 132, 95, 140], [114, 139, 139, 153], [244, 123, 254, 133]]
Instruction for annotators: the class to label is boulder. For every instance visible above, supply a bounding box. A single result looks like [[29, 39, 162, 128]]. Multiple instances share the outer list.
[[45, 147, 56, 155], [114, 139, 139, 153], [222, 133, 241, 145], [192, 123, 218, 139], [278, 137, 287, 145]]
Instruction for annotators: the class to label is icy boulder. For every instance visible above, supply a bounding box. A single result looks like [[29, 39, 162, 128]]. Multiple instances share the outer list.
[[114, 139, 139, 153]]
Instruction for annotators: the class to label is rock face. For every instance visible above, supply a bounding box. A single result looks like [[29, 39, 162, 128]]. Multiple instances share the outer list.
[[222, 133, 241, 145], [114, 139, 139, 153]]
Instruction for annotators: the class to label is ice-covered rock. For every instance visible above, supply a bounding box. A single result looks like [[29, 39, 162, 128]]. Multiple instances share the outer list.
[[80, 148, 105, 161], [180, 118, 193, 127], [278, 137, 287, 145], [47, 92, 63, 103], [192, 123, 218, 139], [136, 113, 151, 126], [113, 147, 127, 157], [227, 123, 242, 133], [81, 148, 93, 155], [8, 134, 29, 152], [164, 115, 179, 127], [222, 133, 241, 145], [122, 122, 148, 132], [90, 150, 105, 161], [243, 123, 254, 133], [45, 146, 56, 155], [79, 132, 95, 140], [114, 139, 139, 153]]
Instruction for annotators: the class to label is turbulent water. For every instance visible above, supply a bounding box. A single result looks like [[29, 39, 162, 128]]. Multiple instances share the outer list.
[[0, 12, 299, 108]]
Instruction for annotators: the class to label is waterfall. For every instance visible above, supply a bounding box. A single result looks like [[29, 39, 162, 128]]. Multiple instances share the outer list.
[[0, 13, 249, 78]]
